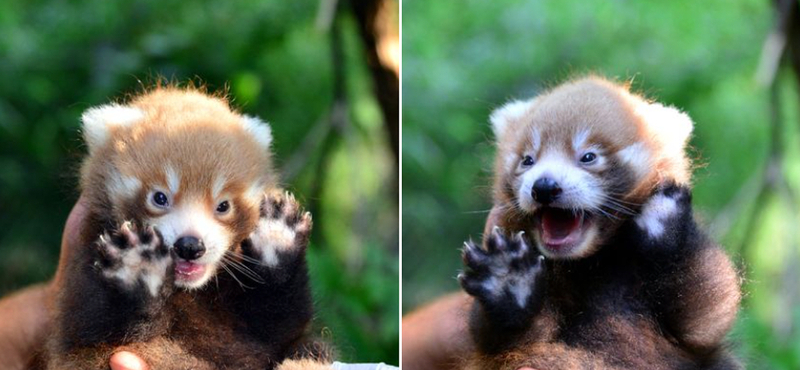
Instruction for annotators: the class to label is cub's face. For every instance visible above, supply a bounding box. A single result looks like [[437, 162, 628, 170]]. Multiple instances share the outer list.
[[81, 89, 275, 289], [505, 126, 642, 259], [490, 78, 693, 259]]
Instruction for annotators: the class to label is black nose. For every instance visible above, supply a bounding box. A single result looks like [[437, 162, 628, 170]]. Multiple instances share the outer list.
[[532, 177, 562, 205], [174, 236, 205, 260]]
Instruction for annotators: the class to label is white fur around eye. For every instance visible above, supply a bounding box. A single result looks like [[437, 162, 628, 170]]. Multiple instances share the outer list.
[[146, 190, 172, 212], [81, 104, 145, 153], [579, 152, 604, 167], [215, 200, 234, 217]]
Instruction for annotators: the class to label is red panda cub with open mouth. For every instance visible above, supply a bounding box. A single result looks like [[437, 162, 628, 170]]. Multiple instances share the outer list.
[[43, 87, 331, 369], [459, 77, 742, 369]]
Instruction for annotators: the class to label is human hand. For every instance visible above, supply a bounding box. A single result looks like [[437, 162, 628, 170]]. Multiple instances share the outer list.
[[402, 292, 538, 370], [59, 198, 150, 370]]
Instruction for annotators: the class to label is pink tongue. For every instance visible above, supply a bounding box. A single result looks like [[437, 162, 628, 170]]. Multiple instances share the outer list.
[[175, 261, 203, 275], [541, 209, 580, 242]]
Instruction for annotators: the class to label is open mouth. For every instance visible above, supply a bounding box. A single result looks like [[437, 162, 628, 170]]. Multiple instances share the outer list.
[[174, 260, 207, 284], [535, 207, 591, 256]]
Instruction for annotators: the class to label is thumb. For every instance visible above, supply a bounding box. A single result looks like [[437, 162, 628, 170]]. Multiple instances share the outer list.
[[110, 351, 149, 370]]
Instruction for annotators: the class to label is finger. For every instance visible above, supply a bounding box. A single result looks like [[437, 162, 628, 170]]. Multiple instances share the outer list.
[[110, 351, 149, 370], [54, 195, 89, 286]]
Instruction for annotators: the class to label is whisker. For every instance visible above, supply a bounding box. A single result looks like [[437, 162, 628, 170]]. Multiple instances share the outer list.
[[222, 255, 266, 284], [601, 203, 635, 215], [224, 256, 266, 280], [225, 250, 262, 265], [219, 261, 253, 289]]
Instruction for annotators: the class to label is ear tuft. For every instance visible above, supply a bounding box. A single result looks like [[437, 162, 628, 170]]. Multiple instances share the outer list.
[[489, 99, 534, 138], [81, 104, 145, 153], [241, 115, 273, 149], [635, 102, 694, 156]]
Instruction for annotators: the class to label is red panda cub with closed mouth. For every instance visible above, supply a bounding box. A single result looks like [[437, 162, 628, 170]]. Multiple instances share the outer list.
[[43, 86, 332, 370], [459, 77, 742, 369]]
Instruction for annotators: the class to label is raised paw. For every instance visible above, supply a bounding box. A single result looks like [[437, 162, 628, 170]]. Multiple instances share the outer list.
[[459, 227, 545, 310], [634, 182, 692, 240], [94, 221, 171, 296], [242, 191, 312, 268]]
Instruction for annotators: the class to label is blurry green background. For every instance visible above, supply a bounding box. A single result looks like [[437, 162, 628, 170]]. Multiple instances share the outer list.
[[0, 0, 398, 365], [403, 0, 800, 368]]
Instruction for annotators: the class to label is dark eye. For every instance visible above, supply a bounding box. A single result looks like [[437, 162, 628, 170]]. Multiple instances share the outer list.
[[152, 192, 169, 207], [216, 201, 230, 214], [521, 155, 535, 166], [580, 152, 597, 163]]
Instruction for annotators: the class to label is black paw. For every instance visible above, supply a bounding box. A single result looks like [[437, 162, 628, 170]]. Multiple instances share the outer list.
[[459, 227, 545, 310], [94, 221, 172, 296], [241, 191, 312, 269], [633, 183, 692, 240]]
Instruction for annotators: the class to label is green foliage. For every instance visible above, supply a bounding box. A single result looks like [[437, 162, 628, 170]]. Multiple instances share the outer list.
[[402, 0, 799, 368], [0, 0, 397, 364]]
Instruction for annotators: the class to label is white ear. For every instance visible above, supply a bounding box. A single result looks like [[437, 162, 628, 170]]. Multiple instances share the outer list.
[[489, 99, 534, 138], [81, 104, 145, 153], [241, 115, 273, 149], [635, 102, 694, 156]]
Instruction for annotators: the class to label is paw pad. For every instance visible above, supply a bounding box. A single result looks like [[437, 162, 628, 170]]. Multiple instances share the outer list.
[[635, 183, 692, 239], [245, 191, 312, 267], [95, 221, 170, 296], [459, 227, 544, 309]]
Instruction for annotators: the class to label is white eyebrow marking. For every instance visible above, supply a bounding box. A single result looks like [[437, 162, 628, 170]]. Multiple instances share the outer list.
[[166, 165, 180, 194], [212, 176, 227, 199], [572, 129, 590, 151], [531, 128, 541, 152]]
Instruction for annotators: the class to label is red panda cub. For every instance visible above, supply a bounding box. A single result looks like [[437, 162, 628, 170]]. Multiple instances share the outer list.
[[459, 77, 742, 369], [44, 87, 331, 369]]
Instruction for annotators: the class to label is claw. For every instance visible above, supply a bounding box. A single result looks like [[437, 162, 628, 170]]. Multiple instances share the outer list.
[[120, 220, 133, 233], [463, 241, 472, 251], [458, 271, 487, 297], [462, 242, 489, 270], [487, 227, 507, 252], [534, 255, 545, 268], [516, 232, 529, 254]]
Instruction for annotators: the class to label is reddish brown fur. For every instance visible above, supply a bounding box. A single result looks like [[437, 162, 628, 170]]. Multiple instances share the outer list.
[[80, 86, 272, 226], [487, 76, 692, 240], [41, 86, 330, 369], [465, 77, 741, 369]]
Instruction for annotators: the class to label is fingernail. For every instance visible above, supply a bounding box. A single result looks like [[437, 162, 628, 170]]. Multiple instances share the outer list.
[[110, 351, 148, 370]]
